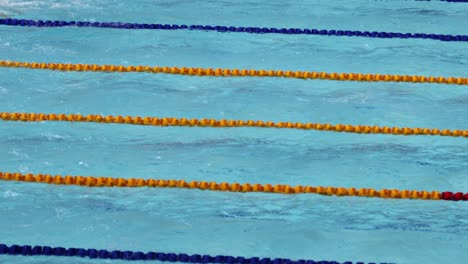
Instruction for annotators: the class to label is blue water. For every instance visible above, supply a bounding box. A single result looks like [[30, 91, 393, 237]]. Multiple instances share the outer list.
[[0, 0, 467, 263]]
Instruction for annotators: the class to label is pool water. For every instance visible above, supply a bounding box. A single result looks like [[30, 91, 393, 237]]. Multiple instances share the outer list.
[[0, 0, 467, 263]]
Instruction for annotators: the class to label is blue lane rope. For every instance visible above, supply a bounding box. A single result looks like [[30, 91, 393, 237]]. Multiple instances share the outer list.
[[0, 243, 392, 264], [0, 18, 466, 42]]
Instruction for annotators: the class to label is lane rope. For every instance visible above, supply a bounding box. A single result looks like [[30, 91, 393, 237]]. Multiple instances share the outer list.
[[0, 243, 391, 264], [1, 112, 467, 138], [1, 60, 466, 85], [1, 172, 467, 202], [0, 18, 467, 42]]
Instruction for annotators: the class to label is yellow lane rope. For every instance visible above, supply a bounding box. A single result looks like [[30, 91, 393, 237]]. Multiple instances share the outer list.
[[1, 112, 467, 137], [0, 60, 466, 85], [0, 171, 444, 201]]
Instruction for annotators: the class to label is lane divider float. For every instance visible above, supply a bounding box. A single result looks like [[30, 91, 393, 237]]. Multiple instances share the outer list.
[[1, 172, 466, 201], [0, 60, 466, 85], [0, 18, 466, 42], [1, 112, 467, 138], [0, 243, 391, 264]]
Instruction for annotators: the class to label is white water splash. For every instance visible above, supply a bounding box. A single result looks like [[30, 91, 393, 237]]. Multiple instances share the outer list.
[[8, 149, 30, 159], [2, 190, 19, 198], [0, 0, 43, 16]]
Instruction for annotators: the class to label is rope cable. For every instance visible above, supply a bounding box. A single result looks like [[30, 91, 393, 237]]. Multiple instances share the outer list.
[[0, 60, 467, 85]]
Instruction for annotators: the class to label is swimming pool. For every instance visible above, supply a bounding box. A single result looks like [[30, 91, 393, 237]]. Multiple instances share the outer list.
[[0, 0, 467, 263]]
